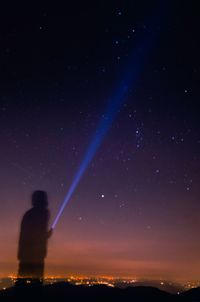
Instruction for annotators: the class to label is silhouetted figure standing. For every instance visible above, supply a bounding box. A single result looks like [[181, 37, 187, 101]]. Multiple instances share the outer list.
[[17, 190, 52, 284]]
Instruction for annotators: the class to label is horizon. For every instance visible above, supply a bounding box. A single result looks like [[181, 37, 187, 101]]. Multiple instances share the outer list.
[[0, 272, 199, 285], [1, 274, 199, 286], [1, 274, 200, 294]]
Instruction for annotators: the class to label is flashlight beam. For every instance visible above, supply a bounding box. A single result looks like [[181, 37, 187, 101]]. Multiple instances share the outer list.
[[52, 49, 150, 229], [52, 2, 169, 229]]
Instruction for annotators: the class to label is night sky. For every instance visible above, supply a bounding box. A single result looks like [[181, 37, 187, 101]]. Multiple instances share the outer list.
[[0, 1, 200, 281]]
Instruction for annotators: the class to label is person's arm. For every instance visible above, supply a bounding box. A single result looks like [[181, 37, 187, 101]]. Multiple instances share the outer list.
[[47, 228, 53, 239]]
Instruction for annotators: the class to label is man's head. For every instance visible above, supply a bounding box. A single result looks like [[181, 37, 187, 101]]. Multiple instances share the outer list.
[[32, 190, 48, 208]]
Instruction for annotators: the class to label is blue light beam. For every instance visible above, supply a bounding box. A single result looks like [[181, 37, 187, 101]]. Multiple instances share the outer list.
[[52, 3, 168, 229], [52, 49, 147, 229]]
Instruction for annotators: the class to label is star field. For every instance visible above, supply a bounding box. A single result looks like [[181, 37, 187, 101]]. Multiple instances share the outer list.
[[0, 1, 200, 281]]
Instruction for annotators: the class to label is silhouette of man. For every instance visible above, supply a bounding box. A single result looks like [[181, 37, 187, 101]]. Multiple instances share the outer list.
[[17, 190, 52, 283]]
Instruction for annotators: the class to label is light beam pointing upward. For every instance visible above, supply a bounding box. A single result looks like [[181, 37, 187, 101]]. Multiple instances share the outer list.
[[51, 3, 167, 228]]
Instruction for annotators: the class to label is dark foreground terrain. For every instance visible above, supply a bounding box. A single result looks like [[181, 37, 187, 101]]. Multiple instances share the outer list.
[[1, 282, 200, 302]]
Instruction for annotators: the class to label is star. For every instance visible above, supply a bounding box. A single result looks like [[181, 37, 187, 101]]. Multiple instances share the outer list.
[[119, 202, 125, 208]]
